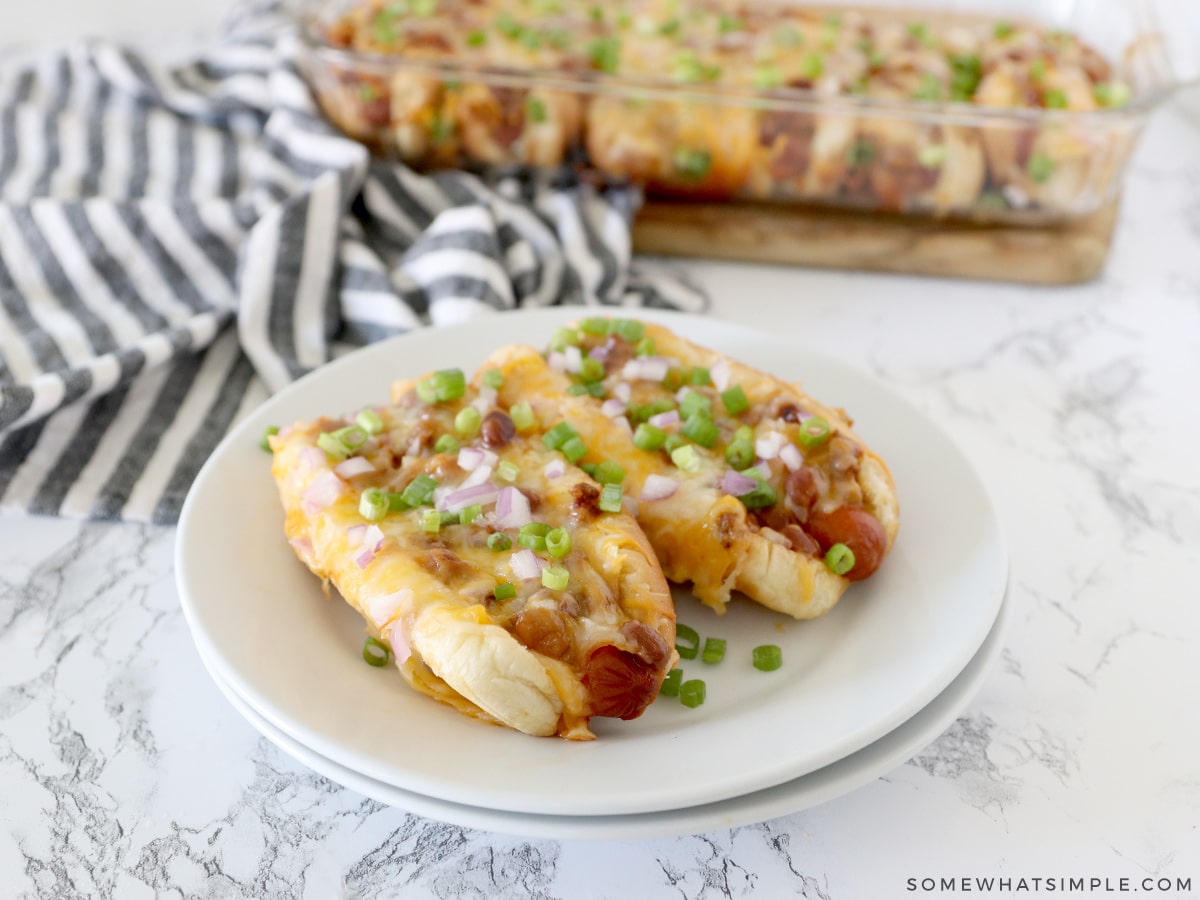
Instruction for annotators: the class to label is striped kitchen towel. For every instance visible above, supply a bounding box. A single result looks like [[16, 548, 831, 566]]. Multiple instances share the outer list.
[[0, 1, 706, 524]]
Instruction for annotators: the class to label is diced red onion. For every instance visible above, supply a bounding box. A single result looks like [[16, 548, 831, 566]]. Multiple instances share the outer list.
[[366, 587, 412, 629], [472, 385, 498, 414], [721, 469, 759, 496], [495, 486, 532, 528], [640, 474, 680, 501], [346, 523, 368, 547], [589, 340, 613, 363], [442, 482, 500, 513], [648, 409, 680, 429], [389, 618, 412, 664], [277, 424, 296, 441], [432, 485, 452, 510], [510, 548, 541, 581], [601, 398, 626, 418], [564, 345, 583, 374], [300, 446, 326, 470], [613, 382, 632, 402], [354, 524, 386, 568], [547, 350, 567, 373], [334, 456, 375, 479], [543, 458, 566, 480], [622, 357, 671, 382], [675, 386, 691, 403], [460, 463, 494, 489], [755, 431, 787, 461], [622, 495, 639, 516], [617, 416, 633, 436], [457, 446, 485, 471], [752, 460, 772, 479], [711, 359, 732, 391], [287, 536, 313, 561], [301, 471, 345, 513], [779, 442, 804, 472]]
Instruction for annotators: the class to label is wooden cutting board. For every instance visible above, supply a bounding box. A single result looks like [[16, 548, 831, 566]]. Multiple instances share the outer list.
[[631, 199, 1119, 285]]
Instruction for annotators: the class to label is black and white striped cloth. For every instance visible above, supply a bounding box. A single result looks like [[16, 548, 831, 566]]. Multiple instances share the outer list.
[[0, 1, 706, 524]]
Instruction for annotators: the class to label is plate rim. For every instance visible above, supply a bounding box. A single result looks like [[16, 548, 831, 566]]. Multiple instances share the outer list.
[[176, 307, 1009, 816]]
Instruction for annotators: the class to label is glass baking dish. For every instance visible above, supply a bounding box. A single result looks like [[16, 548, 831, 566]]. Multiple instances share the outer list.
[[291, 0, 1184, 225]]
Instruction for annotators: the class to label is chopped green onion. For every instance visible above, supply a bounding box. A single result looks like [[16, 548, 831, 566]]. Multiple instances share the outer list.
[[678, 389, 711, 420], [724, 439, 755, 469], [466, 30, 487, 46], [681, 414, 719, 449], [598, 482, 623, 513], [434, 434, 459, 454], [671, 49, 722, 83], [673, 148, 711, 180], [510, 401, 535, 431], [994, 20, 1014, 39], [846, 139, 875, 167], [580, 317, 611, 336], [800, 51, 824, 81], [718, 13, 744, 33], [633, 423, 667, 452], [628, 399, 674, 423], [518, 522, 551, 551], [774, 24, 803, 48], [701, 638, 727, 665], [720, 385, 749, 417], [690, 367, 711, 386], [578, 355, 606, 383], [439, 510, 459, 527], [663, 367, 687, 392], [455, 406, 481, 437], [797, 416, 831, 449], [356, 409, 384, 435], [635, 337, 656, 356], [736, 469, 778, 509], [949, 53, 982, 101], [260, 425, 279, 452], [1043, 88, 1068, 109], [567, 382, 605, 398], [612, 319, 644, 342], [675, 624, 700, 660], [671, 444, 701, 472], [579, 462, 598, 477], [546, 527, 572, 558], [659, 669, 683, 697], [543, 421, 578, 450], [417, 368, 466, 404], [317, 431, 351, 460], [526, 97, 547, 123], [412, 0, 437, 15], [333, 426, 368, 451], [753, 644, 783, 671], [1094, 81, 1131, 108], [496, 460, 520, 483], [587, 36, 621, 74], [906, 21, 931, 44], [912, 72, 941, 102], [1028, 154, 1055, 183], [386, 491, 407, 512], [359, 487, 389, 521], [420, 508, 442, 534], [363, 637, 390, 667], [488, 532, 513, 552], [482, 369, 504, 389], [592, 460, 625, 485], [560, 436, 587, 463], [1030, 58, 1046, 83], [679, 679, 706, 708], [663, 434, 687, 454], [493, 581, 516, 601], [825, 542, 856, 576], [918, 144, 948, 169], [752, 64, 784, 89], [542, 565, 570, 590], [399, 473, 438, 508], [734, 425, 754, 443], [550, 327, 579, 352], [459, 503, 484, 525]]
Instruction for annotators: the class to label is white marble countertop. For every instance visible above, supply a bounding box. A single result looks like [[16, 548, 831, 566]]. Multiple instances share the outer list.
[[3, 87, 1200, 898]]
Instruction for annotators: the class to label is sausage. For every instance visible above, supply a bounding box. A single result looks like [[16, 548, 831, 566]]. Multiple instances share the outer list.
[[583, 645, 659, 720], [806, 506, 888, 581]]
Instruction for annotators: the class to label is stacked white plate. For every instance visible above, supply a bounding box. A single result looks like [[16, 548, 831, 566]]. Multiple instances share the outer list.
[[176, 310, 1008, 840]]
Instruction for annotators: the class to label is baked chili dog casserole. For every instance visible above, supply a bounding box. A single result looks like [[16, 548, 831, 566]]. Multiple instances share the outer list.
[[298, 0, 1151, 221]]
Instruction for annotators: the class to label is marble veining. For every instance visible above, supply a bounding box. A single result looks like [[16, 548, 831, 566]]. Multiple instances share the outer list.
[[2, 92, 1199, 900]]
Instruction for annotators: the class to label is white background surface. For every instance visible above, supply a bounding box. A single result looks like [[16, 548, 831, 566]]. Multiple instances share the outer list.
[[1, 1, 1199, 898]]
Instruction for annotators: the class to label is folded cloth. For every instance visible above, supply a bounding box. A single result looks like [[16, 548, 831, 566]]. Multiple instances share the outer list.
[[0, 1, 706, 524]]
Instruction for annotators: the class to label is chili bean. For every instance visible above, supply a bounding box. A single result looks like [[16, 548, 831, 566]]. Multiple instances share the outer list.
[[785, 466, 820, 511], [513, 606, 572, 660], [480, 410, 516, 448]]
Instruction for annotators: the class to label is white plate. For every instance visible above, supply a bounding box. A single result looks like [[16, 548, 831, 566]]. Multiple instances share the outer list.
[[176, 308, 1008, 817], [198, 594, 1008, 840]]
